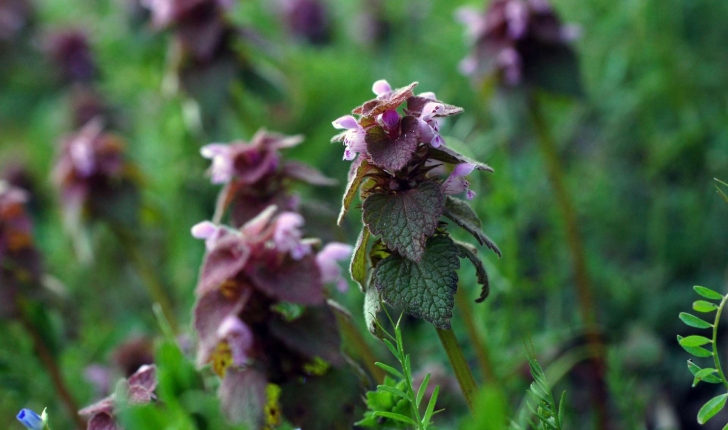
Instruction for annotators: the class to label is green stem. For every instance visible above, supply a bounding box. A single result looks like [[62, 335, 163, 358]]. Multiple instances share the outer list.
[[713, 294, 728, 389], [113, 226, 179, 334], [18, 313, 86, 429], [527, 92, 608, 428], [436, 328, 477, 412], [455, 287, 499, 385]]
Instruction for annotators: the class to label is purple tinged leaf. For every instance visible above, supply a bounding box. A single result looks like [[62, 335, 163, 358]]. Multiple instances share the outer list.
[[405, 96, 464, 118], [428, 145, 494, 172], [196, 234, 251, 296], [363, 181, 444, 262], [127, 364, 157, 393], [282, 161, 337, 186], [86, 412, 119, 430], [247, 253, 324, 305], [269, 305, 344, 366], [193, 289, 248, 366], [353, 82, 418, 117], [219, 367, 267, 428], [374, 235, 461, 329], [366, 116, 420, 172], [338, 158, 370, 226]]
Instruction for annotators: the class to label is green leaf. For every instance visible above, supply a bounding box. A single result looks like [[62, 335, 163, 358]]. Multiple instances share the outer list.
[[557, 391, 567, 426], [422, 385, 440, 427], [687, 360, 722, 384], [364, 287, 384, 338], [372, 411, 418, 426], [363, 181, 444, 262], [374, 234, 460, 329], [692, 368, 719, 387], [338, 158, 370, 225], [374, 362, 404, 380], [428, 146, 494, 173], [698, 393, 728, 424], [679, 335, 712, 347], [350, 227, 370, 291], [679, 312, 713, 329], [694, 286, 724, 301], [443, 196, 501, 257], [377, 384, 410, 401], [677, 337, 713, 357], [416, 373, 431, 408], [694, 300, 719, 313], [365, 117, 420, 172], [455, 241, 490, 303]]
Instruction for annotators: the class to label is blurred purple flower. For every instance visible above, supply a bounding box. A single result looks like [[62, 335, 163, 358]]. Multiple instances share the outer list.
[[0, 0, 32, 42], [216, 315, 254, 366], [456, 0, 579, 87], [45, 29, 97, 84], [273, 212, 311, 260], [279, 0, 331, 45], [316, 243, 353, 292]]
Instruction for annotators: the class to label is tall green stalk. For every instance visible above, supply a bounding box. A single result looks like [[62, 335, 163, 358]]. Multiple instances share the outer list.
[[436, 328, 478, 412], [527, 92, 608, 428]]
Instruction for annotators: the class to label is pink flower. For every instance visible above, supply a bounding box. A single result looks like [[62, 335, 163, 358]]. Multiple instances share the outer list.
[[441, 163, 476, 199], [200, 144, 234, 184], [191, 221, 230, 251], [217, 315, 254, 366], [316, 243, 353, 292], [273, 212, 311, 259], [372, 79, 392, 97], [417, 102, 446, 147], [332, 115, 367, 161]]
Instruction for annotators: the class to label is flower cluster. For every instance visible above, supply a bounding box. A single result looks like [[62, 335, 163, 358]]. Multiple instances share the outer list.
[[191, 129, 361, 428], [200, 129, 335, 226], [45, 29, 97, 84], [52, 120, 138, 228], [456, 0, 579, 88], [0, 181, 42, 319], [0, 0, 33, 43], [277, 0, 331, 45], [332, 80, 500, 330], [79, 364, 158, 430], [144, 0, 232, 62]]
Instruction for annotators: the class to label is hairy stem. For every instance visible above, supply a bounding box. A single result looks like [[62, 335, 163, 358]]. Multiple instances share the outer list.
[[455, 287, 499, 385], [713, 293, 728, 389], [436, 328, 477, 412], [113, 226, 179, 333], [527, 93, 608, 428], [18, 313, 86, 429]]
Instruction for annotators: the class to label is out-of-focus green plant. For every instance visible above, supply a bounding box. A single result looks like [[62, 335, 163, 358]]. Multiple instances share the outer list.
[[511, 347, 567, 430], [678, 285, 728, 425], [358, 312, 441, 430]]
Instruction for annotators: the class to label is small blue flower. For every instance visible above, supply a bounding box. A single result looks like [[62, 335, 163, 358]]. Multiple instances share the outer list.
[[16, 409, 44, 430]]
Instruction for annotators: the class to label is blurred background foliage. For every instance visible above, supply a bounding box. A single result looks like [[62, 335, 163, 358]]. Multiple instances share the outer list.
[[1, 0, 727, 428]]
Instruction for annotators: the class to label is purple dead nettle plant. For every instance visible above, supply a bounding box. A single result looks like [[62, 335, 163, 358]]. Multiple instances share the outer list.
[[0, 181, 42, 319], [333, 79, 501, 331], [456, 0, 580, 92], [52, 120, 139, 240], [190, 129, 358, 428], [79, 364, 158, 430]]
